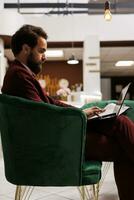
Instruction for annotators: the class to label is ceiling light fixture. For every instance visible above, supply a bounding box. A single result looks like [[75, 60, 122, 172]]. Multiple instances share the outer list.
[[67, 41, 79, 65], [115, 61, 134, 67], [67, 54, 79, 65], [104, 1, 112, 21], [67, 2, 79, 65], [45, 50, 64, 58]]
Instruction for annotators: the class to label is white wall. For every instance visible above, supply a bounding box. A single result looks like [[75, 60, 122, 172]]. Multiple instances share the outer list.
[[0, 39, 4, 89], [83, 35, 101, 97], [0, 11, 133, 41], [0, 10, 133, 40], [23, 14, 134, 41], [0, 11, 24, 35]]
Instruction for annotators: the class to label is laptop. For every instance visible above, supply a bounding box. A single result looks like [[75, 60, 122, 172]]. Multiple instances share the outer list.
[[89, 82, 131, 121]]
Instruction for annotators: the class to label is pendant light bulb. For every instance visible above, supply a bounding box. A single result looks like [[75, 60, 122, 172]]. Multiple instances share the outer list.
[[104, 1, 112, 21]]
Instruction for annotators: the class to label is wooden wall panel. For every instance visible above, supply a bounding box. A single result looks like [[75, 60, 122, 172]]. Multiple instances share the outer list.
[[41, 60, 83, 88]]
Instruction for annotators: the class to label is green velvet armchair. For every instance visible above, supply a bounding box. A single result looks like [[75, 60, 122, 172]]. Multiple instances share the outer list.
[[0, 94, 101, 200]]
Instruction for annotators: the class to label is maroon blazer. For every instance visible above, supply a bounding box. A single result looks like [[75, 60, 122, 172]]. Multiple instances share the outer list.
[[2, 60, 71, 107]]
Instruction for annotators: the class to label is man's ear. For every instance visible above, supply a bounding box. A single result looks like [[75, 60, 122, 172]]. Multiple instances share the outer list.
[[22, 44, 31, 55]]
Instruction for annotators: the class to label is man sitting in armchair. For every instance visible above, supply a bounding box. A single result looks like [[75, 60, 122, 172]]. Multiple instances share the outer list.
[[2, 24, 134, 200]]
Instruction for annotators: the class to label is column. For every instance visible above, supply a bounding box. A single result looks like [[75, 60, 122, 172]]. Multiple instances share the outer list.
[[83, 35, 102, 102], [0, 38, 7, 91], [0, 0, 4, 12]]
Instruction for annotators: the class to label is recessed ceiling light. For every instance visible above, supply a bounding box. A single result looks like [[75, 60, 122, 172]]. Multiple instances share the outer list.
[[115, 61, 134, 67], [45, 50, 64, 58]]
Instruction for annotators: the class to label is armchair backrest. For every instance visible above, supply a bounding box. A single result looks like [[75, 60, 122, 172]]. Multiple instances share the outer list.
[[0, 94, 87, 186]]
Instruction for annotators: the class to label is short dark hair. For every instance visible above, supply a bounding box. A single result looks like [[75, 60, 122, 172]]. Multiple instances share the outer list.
[[11, 24, 48, 56]]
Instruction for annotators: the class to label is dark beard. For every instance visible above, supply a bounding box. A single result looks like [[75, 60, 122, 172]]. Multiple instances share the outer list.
[[27, 53, 42, 74]]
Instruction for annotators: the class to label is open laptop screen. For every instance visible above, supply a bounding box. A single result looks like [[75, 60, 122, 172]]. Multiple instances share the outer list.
[[114, 82, 131, 115]]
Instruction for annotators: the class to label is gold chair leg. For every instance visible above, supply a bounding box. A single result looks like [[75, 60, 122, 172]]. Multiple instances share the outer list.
[[99, 162, 111, 189], [78, 186, 88, 200], [85, 186, 92, 199], [81, 186, 86, 200], [22, 186, 34, 200], [92, 185, 96, 200], [15, 186, 34, 200], [92, 183, 100, 200], [96, 183, 100, 200], [83, 183, 100, 200], [15, 186, 22, 200], [83, 162, 111, 200], [92, 184, 97, 200]]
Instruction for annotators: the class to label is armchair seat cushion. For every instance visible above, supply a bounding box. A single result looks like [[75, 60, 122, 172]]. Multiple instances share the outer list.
[[82, 161, 102, 185]]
